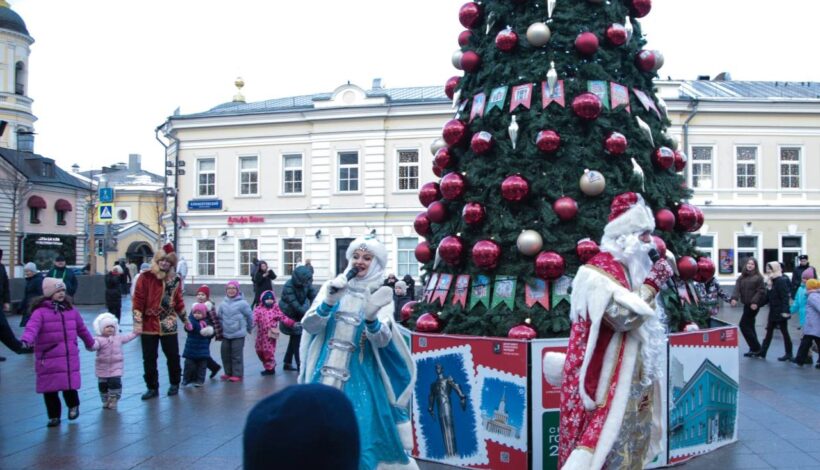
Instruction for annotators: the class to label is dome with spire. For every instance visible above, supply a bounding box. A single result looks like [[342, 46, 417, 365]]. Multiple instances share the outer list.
[[0, 1, 29, 36]]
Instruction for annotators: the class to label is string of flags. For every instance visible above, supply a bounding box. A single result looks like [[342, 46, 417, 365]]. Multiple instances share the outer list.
[[421, 272, 573, 312]]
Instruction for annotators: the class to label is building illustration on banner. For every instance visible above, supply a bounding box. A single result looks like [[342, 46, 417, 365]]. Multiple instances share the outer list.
[[482, 389, 518, 438]]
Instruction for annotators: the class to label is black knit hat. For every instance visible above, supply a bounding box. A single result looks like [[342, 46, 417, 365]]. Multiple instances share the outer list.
[[799, 254, 809, 261]]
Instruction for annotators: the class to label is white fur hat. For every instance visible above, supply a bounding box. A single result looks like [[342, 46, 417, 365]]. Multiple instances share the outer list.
[[93, 312, 119, 336], [345, 234, 388, 268], [603, 192, 655, 238]]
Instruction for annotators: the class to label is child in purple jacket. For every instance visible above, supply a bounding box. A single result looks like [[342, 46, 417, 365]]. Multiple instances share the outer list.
[[21, 278, 95, 427], [91, 312, 139, 410]]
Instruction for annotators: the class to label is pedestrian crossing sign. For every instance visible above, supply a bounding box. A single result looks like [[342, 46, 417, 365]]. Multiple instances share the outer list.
[[98, 204, 114, 221]]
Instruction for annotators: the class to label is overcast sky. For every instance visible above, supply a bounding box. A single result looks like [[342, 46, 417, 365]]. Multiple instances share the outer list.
[[13, 0, 820, 175]]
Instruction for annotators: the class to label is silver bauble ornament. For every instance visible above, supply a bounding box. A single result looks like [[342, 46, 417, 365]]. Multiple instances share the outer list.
[[547, 0, 557, 18], [636, 116, 654, 147], [508, 115, 519, 150], [452, 89, 461, 109], [526, 22, 551, 47], [580, 169, 606, 196], [430, 138, 447, 156], [517, 230, 543, 256], [546, 61, 558, 96], [625, 17, 634, 43], [657, 96, 669, 119], [631, 157, 645, 192], [485, 11, 497, 35], [452, 50, 464, 70]]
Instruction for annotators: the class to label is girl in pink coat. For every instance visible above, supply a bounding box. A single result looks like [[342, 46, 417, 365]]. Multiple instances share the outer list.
[[21, 278, 95, 427], [91, 312, 139, 410], [253, 290, 295, 375]]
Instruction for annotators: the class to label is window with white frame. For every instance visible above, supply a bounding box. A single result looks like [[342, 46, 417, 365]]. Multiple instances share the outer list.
[[780, 235, 803, 273], [736, 235, 759, 273], [239, 239, 258, 276], [283, 239, 303, 275], [397, 150, 419, 191], [696, 234, 716, 261], [691, 146, 714, 189], [779, 147, 801, 189], [197, 158, 216, 196], [283, 154, 303, 194], [197, 239, 215, 276], [396, 237, 419, 277], [735, 146, 757, 188], [338, 151, 359, 192], [239, 156, 259, 195]]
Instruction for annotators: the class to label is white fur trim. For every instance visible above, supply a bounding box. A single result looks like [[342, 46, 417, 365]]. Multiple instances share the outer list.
[[603, 200, 655, 239], [346, 235, 388, 269], [200, 326, 214, 337], [561, 448, 593, 470], [542, 352, 566, 387], [595, 333, 623, 405], [93, 313, 119, 336], [397, 420, 414, 451]]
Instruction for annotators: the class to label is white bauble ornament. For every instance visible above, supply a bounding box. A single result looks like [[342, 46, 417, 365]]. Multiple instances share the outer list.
[[517, 230, 543, 256], [430, 138, 447, 156], [580, 169, 606, 196], [526, 22, 551, 47], [452, 50, 464, 70]]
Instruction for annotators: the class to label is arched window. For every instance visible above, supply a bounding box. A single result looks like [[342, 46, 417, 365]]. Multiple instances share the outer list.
[[15, 61, 26, 95]]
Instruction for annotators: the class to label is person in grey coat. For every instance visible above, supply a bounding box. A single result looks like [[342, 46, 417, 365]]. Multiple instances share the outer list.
[[216, 280, 253, 381]]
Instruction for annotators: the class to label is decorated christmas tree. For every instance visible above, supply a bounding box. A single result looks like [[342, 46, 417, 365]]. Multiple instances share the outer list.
[[410, 0, 712, 338]]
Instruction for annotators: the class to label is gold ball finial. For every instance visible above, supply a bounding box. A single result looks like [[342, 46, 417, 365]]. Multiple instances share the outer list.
[[232, 77, 245, 103], [0, 1, 11, 8]]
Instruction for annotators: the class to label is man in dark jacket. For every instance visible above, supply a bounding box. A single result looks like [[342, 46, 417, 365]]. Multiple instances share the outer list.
[[792, 255, 816, 298], [47, 255, 78, 298], [402, 274, 416, 299], [19, 262, 43, 327], [278, 265, 317, 371]]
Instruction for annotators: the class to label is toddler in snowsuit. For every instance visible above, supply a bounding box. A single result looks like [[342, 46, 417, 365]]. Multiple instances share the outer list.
[[91, 312, 139, 410], [182, 303, 215, 386], [253, 290, 295, 375], [194, 285, 222, 377], [217, 280, 253, 381]]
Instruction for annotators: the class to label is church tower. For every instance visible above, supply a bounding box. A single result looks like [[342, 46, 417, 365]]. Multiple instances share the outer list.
[[0, 0, 36, 150]]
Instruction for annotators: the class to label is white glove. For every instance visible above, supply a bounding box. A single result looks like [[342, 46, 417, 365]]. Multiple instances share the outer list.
[[200, 326, 214, 337], [325, 274, 349, 306], [364, 286, 394, 322]]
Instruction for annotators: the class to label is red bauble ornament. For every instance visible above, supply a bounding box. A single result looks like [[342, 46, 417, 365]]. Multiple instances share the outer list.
[[535, 251, 566, 280], [439, 235, 465, 265], [460, 51, 481, 73], [604, 132, 628, 156], [427, 201, 448, 223], [508, 322, 537, 340], [606, 23, 627, 46], [442, 119, 467, 146], [458, 30, 472, 47], [472, 240, 501, 270], [652, 147, 675, 170], [495, 28, 518, 52], [694, 257, 716, 283], [414, 213, 431, 236], [629, 0, 652, 18], [434, 147, 453, 169], [419, 182, 441, 207], [432, 165, 443, 177], [462, 202, 486, 226], [572, 93, 603, 120], [536, 130, 561, 154], [676, 204, 698, 232], [400, 301, 418, 323], [655, 209, 676, 232], [575, 32, 599, 56], [501, 175, 529, 202], [444, 76, 460, 100], [677, 256, 698, 280], [636, 49, 663, 73], [440, 172, 466, 200], [674, 150, 688, 172], [458, 2, 481, 28], [553, 196, 578, 221], [652, 235, 667, 258], [471, 131, 494, 155], [692, 206, 705, 232], [415, 242, 433, 263], [415, 312, 442, 332], [576, 239, 600, 264]]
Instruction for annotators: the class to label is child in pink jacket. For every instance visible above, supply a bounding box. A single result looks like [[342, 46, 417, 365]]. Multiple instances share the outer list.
[[253, 290, 295, 375], [91, 313, 139, 410]]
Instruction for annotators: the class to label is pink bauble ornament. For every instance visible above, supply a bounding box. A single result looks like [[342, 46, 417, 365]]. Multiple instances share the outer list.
[[636, 49, 664, 73], [415, 312, 442, 332], [434, 147, 453, 169], [606, 23, 628, 46], [508, 322, 537, 340], [501, 175, 529, 202], [472, 240, 501, 270], [462, 202, 486, 226], [652, 235, 667, 258], [536, 130, 561, 154], [694, 257, 716, 283], [652, 146, 675, 170], [444, 76, 460, 100], [572, 93, 603, 120], [458, 30, 472, 47], [576, 239, 600, 263], [535, 251, 566, 280], [400, 301, 418, 323], [414, 213, 431, 236], [629, 0, 652, 18], [460, 50, 481, 73], [442, 119, 467, 146], [471, 131, 494, 155], [427, 201, 448, 223], [674, 150, 688, 172], [553, 196, 578, 221], [419, 182, 441, 207], [415, 242, 433, 263], [440, 172, 466, 200], [439, 235, 465, 265], [575, 32, 599, 56], [676, 204, 698, 232], [677, 256, 698, 280], [495, 27, 518, 52], [655, 209, 676, 232], [458, 2, 481, 28], [432, 165, 443, 177], [604, 131, 628, 155]]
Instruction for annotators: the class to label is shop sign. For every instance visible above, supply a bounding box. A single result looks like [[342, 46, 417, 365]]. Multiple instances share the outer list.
[[227, 215, 265, 225]]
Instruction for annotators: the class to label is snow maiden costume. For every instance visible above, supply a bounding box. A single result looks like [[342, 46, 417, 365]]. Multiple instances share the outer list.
[[299, 235, 418, 470]]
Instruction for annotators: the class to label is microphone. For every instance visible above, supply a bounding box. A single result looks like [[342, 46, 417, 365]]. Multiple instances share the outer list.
[[648, 248, 676, 292], [330, 267, 359, 294]]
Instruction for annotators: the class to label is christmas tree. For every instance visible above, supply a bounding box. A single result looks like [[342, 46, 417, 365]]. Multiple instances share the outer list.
[[411, 0, 711, 338]]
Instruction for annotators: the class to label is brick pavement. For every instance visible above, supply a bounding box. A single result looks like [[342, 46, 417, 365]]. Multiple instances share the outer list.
[[0, 298, 818, 469]]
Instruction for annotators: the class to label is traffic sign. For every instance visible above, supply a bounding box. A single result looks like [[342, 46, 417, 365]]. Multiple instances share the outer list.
[[98, 204, 114, 221], [99, 188, 114, 203]]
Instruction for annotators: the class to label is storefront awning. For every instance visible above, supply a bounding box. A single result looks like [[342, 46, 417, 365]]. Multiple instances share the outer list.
[[27, 195, 46, 209], [55, 198, 73, 211]]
